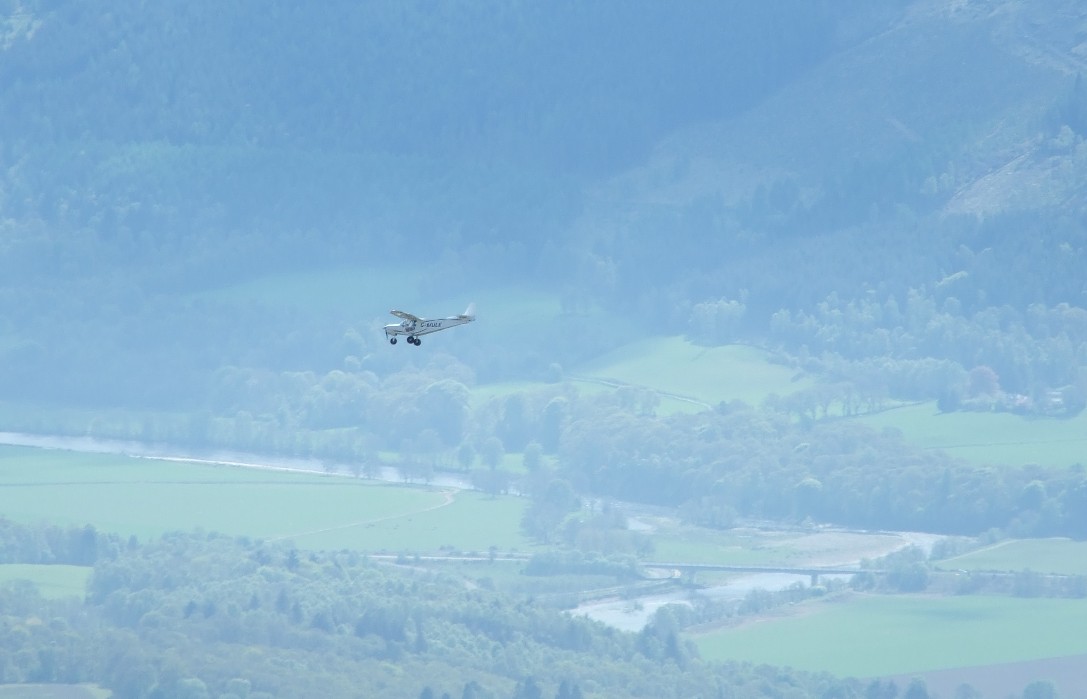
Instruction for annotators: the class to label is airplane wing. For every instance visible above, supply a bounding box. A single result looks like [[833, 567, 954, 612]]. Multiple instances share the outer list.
[[390, 310, 423, 322]]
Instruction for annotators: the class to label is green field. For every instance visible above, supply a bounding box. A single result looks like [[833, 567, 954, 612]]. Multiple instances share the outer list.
[[648, 521, 808, 567], [694, 594, 1087, 678], [937, 538, 1087, 576], [855, 402, 1087, 469], [283, 489, 531, 552], [573, 338, 809, 408], [0, 446, 530, 553], [650, 534, 782, 567], [0, 685, 111, 699], [648, 526, 907, 569], [469, 380, 564, 405], [0, 564, 91, 598], [471, 337, 813, 415]]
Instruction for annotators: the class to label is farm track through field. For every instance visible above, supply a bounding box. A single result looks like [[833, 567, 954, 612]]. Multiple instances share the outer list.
[[568, 375, 713, 409], [952, 539, 1017, 557], [267, 489, 458, 542]]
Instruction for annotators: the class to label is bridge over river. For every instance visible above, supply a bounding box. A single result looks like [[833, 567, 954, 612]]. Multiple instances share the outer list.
[[642, 562, 879, 585]]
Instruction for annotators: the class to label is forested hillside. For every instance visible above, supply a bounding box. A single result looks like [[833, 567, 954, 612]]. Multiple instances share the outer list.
[[0, 0, 866, 406], [2, 0, 1086, 529], [570, 0, 1087, 396], [3, 0, 1086, 409]]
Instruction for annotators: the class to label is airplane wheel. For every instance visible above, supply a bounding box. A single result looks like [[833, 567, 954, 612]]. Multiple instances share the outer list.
[[389, 338, 397, 345], [412, 337, 421, 346]]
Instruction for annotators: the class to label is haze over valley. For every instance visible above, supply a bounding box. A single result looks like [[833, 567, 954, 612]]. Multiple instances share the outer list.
[[2, 2, 1087, 698]]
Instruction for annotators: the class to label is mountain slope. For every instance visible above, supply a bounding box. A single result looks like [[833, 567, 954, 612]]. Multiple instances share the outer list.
[[605, 0, 1079, 208], [567, 0, 1087, 329]]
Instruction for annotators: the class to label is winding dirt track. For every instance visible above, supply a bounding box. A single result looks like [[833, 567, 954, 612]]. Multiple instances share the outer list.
[[267, 489, 457, 542]]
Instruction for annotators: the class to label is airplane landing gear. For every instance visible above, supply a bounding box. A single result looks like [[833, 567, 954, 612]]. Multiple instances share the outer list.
[[408, 336, 421, 346], [389, 337, 397, 345]]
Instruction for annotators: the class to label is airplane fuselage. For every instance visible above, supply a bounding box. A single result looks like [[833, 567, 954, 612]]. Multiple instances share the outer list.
[[384, 304, 476, 345], [384, 316, 470, 337]]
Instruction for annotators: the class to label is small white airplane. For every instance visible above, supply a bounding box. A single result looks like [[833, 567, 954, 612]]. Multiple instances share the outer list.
[[384, 303, 476, 345]]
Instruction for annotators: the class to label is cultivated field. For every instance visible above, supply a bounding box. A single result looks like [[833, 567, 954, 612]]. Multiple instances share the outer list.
[[646, 522, 909, 568], [280, 489, 531, 553], [0, 446, 530, 553], [572, 337, 809, 408], [693, 593, 1087, 679], [936, 538, 1087, 576], [472, 375, 701, 416], [855, 402, 1087, 469], [0, 685, 111, 699], [472, 336, 813, 415], [0, 564, 90, 598]]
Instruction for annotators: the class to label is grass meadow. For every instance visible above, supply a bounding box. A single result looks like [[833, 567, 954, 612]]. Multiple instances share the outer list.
[[649, 526, 910, 569], [0, 564, 91, 598], [649, 532, 782, 567], [465, 335, 813, 417], [572, 338, 810, 408], [0, 686, 111, 699], [936, 538, 1087, 576], [0, 446, 531, 553], [693, 593, 1087, 678], [855, 402, 1087, 469], [281, 489, 532, 553]]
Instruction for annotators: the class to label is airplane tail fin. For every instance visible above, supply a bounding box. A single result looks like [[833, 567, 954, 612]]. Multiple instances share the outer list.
[[460, 302, 477, 320]]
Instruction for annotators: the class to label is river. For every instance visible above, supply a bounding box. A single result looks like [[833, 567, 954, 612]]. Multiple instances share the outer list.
[[572, 517, 942, 631], [0, 430, 942, 632], [0, 430, 475, 489]]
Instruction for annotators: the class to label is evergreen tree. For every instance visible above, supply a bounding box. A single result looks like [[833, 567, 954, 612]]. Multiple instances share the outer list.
[[461, 681, 485, 699], [555, 681, 584, 699], [512, 677, 543, 699]]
